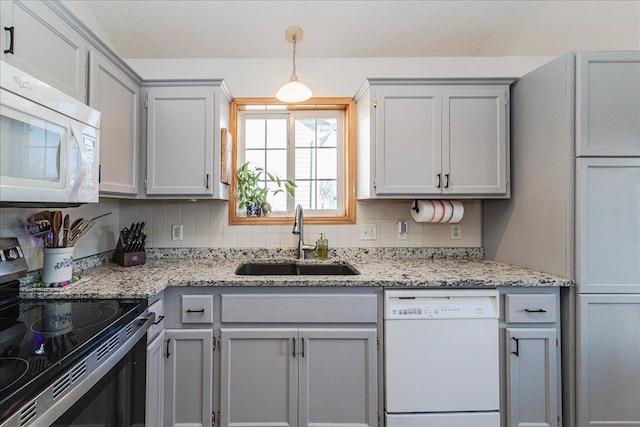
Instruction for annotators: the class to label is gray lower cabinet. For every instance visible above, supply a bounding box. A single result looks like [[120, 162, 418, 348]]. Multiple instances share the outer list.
[[164, 329, 214, 427], [500, 289, 561, 427], [146, 330, 166, 427], [505, 328, 558, 427], [577, 294, 640, 426], [220, 327, 377, 427]]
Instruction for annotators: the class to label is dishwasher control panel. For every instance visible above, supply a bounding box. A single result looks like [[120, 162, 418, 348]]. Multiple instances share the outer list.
[[384, 289, 499, 319]]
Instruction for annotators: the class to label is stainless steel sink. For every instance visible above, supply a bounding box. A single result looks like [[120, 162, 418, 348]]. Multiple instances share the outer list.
[[235, 262, 360, 276]]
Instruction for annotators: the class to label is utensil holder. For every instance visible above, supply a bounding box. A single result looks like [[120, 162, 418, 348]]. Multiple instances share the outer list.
[[42, 247, 74, 283]]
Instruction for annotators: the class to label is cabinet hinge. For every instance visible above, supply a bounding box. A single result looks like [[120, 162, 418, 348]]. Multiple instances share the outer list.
[[143, 179, 147, 189], [144, 98, 148, 109], [373, 98, 377, 108], [505, 97, 509, 107], [376, 337, 380, 349], [373, 179, 377, 189], [556, 338, 559, 347], [378, 412, 382, 426]]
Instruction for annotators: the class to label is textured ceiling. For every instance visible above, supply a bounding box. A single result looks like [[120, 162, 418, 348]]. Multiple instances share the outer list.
[[73, 0, 640, 58]]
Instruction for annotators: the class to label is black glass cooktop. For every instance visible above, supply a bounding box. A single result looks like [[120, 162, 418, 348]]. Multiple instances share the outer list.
[[0, 295, 146, 422]]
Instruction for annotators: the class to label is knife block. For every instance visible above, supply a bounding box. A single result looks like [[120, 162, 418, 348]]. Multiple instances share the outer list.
[[113, 239, 145, 267]]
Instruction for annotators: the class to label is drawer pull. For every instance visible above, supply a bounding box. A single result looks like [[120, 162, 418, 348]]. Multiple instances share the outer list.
[[152, 315, 165, 325], [186, 308, 205, 313], [524, 308, 547, 313], [511, 337, 519, 356], [4, 26, 14, 54]]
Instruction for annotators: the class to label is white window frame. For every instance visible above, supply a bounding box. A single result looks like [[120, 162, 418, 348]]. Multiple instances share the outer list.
[[237, 110, 345, 217]]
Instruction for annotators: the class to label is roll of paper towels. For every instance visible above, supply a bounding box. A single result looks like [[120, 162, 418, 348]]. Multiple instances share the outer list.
[[410, 200, 464, 223]]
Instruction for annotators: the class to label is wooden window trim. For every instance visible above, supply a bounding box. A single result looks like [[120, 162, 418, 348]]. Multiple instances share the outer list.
[[229, 97, 356, 225]]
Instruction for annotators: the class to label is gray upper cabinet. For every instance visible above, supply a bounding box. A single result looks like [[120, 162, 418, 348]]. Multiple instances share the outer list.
[[356, 79, 512, 199], [575, 52, 640, 157], [89, 50, 140, 195], [0, 0, 87, 101], [142, 82, 231, 199]]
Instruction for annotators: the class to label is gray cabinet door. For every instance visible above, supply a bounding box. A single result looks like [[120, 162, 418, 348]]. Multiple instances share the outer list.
[[0, 0, 87, 101], [220, 328, 298, 427], [575, 52, 640, 157], [505, 328, 558, 427], [298, 328, 377, 427], [576, 158, 640, 293], [164, 329, 213, 427], [443, 88, 508, 195], [577, 295, 640, 426], [89, 50, 139, 195], [374, 87, 442, 195], [145, 86, 215, 196], [146, 330, 165, 427]]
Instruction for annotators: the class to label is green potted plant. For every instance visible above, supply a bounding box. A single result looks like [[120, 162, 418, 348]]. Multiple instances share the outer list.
[[236, 162, 296, 216]]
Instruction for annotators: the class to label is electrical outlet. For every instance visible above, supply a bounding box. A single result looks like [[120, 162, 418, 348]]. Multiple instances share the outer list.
[[397, 221, 408, 240], [361, 224, 377, 240], [450, 224, 461, 240], [171, 224, 183, 241]]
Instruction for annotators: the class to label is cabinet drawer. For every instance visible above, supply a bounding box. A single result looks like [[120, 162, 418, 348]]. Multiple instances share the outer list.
[[148, 298, 165, 339], [181, 295, 214, 324], [505, 294, 557, 323], [221, 294, 377, 323]]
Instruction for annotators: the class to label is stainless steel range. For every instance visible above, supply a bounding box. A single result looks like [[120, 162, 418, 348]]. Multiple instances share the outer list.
[[0, 238, 153, 427]]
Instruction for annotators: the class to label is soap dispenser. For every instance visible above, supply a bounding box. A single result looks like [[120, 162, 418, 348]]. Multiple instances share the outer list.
[[316, 233, 329, 259]]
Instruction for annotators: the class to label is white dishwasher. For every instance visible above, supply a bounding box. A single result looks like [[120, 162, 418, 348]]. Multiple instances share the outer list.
[[384, 289, 500, 427]]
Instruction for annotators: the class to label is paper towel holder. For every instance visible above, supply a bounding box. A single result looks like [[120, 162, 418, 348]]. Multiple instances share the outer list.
[[412, 199, 420, 214]]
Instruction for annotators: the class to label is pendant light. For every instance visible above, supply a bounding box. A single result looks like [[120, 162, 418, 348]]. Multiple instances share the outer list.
[[276, 26, 312, 103]]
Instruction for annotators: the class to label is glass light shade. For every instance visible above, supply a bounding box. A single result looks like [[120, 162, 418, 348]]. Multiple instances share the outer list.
[[275, 78, 312, 103]]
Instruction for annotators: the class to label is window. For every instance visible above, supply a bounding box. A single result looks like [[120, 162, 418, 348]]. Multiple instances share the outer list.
[[230, 98, 356, 225]]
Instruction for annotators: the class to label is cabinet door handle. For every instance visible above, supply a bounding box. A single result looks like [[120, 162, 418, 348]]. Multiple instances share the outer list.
[[301, 337, 305, 357], [152, 315, 165, 325], [166, 338, 171, 358], [186, 308, 205, 313], [444, 173, 450, 189], [292, 338, 296, 357], [4, 26, 14, 54], [524, 308, 547, 313], [206, 173, 210, 189], [511, 337, 519, 356], [437, 173, 442, 188]]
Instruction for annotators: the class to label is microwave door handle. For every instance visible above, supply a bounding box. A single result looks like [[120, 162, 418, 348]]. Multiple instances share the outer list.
[[68, 122, 87, 201]]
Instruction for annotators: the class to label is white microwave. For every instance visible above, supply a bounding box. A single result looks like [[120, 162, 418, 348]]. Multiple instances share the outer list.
[[0, 61, 100, 206]]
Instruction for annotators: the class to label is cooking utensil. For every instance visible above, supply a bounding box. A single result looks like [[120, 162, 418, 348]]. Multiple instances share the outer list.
[[51, 211, 62, 248], [62, 214, 70, 248]]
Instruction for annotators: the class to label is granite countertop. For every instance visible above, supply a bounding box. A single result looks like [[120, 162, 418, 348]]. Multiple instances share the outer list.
[[20, 254, 573, 300]]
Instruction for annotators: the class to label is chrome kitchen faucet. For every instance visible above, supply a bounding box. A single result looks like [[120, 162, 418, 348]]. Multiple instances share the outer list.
[[292, 204, 316, 260]]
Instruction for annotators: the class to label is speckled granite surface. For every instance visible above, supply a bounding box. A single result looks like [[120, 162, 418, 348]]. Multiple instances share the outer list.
[[19, 248, 573, 300]]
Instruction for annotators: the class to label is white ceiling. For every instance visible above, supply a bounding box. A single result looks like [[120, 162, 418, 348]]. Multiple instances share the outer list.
[[71, 0, 640, 59]]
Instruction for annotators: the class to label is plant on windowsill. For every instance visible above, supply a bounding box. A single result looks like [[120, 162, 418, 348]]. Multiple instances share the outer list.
[[236, 162, 296, 217]]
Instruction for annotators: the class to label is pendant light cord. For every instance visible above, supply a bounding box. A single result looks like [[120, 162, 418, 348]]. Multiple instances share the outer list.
[[291, 36, 297, 79]]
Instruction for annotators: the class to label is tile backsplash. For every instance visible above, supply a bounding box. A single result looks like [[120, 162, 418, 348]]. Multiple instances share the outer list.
[[118, 199, 482, 250], [1, 198, 481, 271]]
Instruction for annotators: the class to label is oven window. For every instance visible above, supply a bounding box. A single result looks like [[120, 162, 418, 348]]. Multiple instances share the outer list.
[[50, 337, 147, 427]]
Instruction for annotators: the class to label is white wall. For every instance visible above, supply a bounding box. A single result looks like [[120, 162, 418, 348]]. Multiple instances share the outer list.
[[127, 56, 554, 97]]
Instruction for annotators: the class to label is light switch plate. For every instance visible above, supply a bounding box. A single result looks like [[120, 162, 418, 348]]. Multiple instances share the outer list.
[[361, 224, 377, 240]]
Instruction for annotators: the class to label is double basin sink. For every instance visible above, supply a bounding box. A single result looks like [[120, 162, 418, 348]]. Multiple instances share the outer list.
[[235, 261, 360, 276]]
